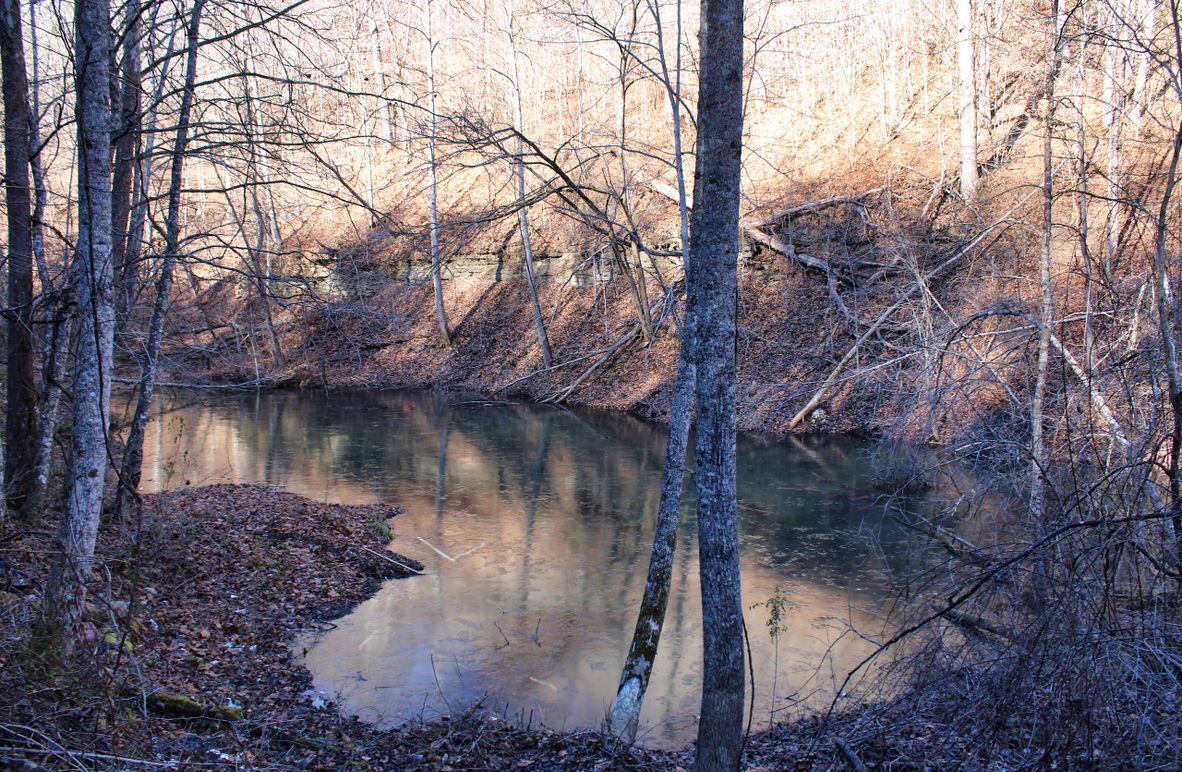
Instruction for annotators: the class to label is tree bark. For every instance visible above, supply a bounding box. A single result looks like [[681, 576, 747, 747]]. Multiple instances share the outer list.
[[688, 0, 746, 764], [1, 0, 39, 509], [115, 0, 206, 520], [606, 355, 694, 742], [957, 0, 978, 202], [41, 0, 115, 657]]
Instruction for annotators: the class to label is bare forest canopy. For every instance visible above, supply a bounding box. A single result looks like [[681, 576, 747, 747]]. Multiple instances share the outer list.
[[6, 0, 1182, 766], [4, 0, 1181, 436]]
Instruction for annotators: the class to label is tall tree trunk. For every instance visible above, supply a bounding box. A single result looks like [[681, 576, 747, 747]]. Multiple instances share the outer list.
[[1, 0, 39, 509], [1153, 5, 1182, 540], [41, 0, 115, 657], [21, 0, 65, 521], [119, 16, 181, 321], [116, 0, 205, 520], [957, 0, 979, 202], [506, 3, 552, 366], [688, 0, 746, 764], [424, 0, 450, 344], [1030, 0, 1062, 523], [110, 0, 141, 327]]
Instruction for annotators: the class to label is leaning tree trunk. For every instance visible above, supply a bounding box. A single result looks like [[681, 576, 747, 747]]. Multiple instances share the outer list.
[[688, 0, 746, 764], [41, 0, 115, 658], [606, 0, 694, 735], [115, 0, 206, 521], [605, 355, 695, 742], [1, 0, 39, 509]]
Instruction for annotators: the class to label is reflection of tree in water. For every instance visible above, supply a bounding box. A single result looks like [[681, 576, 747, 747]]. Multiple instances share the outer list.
[[141, 389, 981, 745], [145, 389, 943, 591]]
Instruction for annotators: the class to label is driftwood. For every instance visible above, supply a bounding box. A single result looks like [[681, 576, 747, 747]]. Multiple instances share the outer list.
[[939, 605, 1017, 641], [357, 544, 425, 575]]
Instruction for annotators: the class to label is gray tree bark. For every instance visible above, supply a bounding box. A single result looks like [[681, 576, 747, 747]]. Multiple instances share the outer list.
[[41, 0, 115, 657], [605, 355, 694, 742], [957, 0, 979, 202], [1, 0, 39, 509], [687, 0, 746, 764], [115, 0, 206, 520]]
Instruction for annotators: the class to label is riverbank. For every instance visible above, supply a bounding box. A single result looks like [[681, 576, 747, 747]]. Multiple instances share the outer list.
[[0, 484, 689, 768], [3, 481, 1161, 768], [274, 273, 937, 439]]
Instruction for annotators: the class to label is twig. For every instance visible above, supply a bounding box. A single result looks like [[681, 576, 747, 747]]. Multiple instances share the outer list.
[[0, 745, 182, 768], [416, 536, 455, 561], [836, 739, 869, 772], [357, 545, 424, 575]]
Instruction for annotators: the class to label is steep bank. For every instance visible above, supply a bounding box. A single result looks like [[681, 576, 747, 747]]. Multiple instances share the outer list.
[[280, 249, 1017, 444]]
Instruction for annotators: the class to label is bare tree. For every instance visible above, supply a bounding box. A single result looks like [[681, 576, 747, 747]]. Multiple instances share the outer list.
[[1, 0, 39, 510], [505, 0, 553, 366], [41, 0, 115, 657], [424, 0, 451, 343], [115, 0, 207, 520], [687, 0, 745, 765], [1029, 0, 1062, 522], [957, 0, 978, 202]]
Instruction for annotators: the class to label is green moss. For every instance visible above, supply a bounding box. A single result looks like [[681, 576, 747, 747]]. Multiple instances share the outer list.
[[370, 519, 393, 543]]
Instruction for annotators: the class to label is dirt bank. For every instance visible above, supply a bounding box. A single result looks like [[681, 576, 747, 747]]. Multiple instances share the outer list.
[[281, 267, 978, 441]]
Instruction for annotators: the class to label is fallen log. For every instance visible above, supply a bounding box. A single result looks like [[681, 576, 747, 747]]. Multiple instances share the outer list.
[[786, 210, 1015, 430], [147, 691, 243, 721], [743, 188, 883, 230]]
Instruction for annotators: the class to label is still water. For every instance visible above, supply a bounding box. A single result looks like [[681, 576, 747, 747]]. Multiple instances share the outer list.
[[137, 389, 949, 747]]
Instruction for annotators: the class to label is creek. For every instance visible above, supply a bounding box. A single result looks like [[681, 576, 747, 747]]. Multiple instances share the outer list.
[[137, 388, 973, 747]]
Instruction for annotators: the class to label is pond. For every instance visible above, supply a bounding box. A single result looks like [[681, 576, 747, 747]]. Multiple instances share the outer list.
[[135, 388, 967, 747]]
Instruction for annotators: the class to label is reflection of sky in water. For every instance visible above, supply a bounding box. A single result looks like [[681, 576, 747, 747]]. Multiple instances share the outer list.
[[137, 389, 950, 747]]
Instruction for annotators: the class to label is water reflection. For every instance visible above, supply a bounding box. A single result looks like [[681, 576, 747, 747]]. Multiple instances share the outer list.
[[139, 389, 943, 747]]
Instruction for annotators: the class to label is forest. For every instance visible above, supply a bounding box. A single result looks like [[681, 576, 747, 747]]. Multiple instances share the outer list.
[[1, 0, 1181, 767]]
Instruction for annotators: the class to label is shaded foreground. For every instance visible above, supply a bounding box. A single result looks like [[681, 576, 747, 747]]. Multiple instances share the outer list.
[[0, 484, 1143, 769]]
